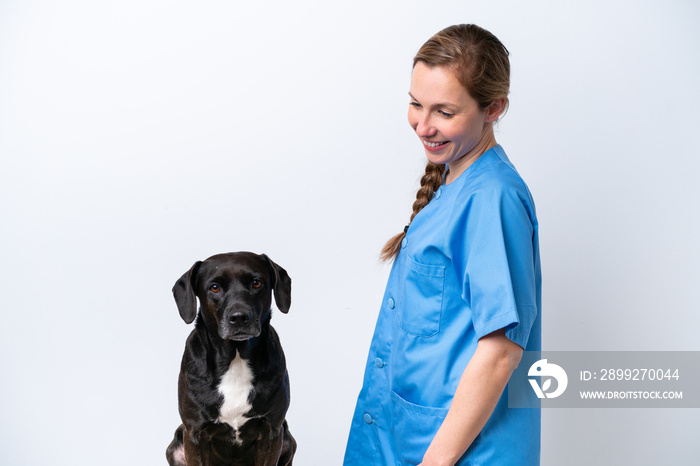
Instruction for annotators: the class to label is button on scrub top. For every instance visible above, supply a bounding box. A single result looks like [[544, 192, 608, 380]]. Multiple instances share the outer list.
[[344, 145, 541, 466]]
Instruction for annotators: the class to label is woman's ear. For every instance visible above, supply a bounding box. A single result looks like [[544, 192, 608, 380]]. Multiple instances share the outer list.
[[485, 98, 507, 123]]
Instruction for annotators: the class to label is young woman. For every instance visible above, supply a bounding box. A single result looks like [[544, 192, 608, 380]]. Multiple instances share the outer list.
[[344, 24, 541, 466]]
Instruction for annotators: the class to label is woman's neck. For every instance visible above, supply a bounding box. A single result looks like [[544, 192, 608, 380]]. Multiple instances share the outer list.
[[445, 128, 497, 184]]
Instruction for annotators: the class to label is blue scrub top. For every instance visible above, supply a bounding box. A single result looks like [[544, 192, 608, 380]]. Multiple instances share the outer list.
[[344, 145, 541, 466]]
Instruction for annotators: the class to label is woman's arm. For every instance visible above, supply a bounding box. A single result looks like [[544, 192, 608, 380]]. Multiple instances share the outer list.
[[419, 328, 523, 466]]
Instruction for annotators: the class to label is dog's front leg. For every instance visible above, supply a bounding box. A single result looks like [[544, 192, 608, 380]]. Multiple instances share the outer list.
[[183, 430, 206, 466], [254, 426, 285, 466]]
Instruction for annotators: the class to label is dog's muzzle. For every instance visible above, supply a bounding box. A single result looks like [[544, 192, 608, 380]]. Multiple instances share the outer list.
[[219, 308, 261, 340]]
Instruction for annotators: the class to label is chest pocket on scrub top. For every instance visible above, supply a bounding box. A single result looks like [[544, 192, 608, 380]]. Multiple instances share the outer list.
[[398, 256, 445, 337]]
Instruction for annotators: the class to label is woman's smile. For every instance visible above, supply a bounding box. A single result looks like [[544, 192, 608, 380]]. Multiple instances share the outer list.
[[422, 139, 449, 151]]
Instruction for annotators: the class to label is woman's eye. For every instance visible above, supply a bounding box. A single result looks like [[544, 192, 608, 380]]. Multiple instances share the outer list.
[[252, 279, 263, 289], [209, 284, 221, 293], [409, 101, 421, 108], [438, 110, 454, 118]]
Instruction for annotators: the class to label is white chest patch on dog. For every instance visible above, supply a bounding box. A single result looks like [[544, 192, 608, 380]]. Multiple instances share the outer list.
[[217, 353, 254, 442]]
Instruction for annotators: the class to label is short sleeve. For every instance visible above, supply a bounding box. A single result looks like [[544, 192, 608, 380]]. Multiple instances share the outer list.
[[450, 179, 539, 349]]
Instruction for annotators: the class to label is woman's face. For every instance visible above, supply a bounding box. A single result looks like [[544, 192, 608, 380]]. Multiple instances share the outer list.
[[408, 62, 496, 173]]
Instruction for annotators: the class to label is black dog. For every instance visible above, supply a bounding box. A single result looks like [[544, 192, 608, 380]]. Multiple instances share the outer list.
[[166, 252, 296, 466]]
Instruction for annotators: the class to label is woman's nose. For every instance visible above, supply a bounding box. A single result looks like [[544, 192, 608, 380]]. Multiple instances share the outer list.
[[413, 113, 436, 138]]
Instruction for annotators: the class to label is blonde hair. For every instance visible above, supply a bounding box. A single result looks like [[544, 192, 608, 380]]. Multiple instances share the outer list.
[[380, 24, 511, 262]]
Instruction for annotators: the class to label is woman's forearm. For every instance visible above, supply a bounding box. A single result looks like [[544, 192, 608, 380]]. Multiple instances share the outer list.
[[419, 329, 523, 466]]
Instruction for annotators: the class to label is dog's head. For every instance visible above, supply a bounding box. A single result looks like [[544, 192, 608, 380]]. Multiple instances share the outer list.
[[172, 252, 291, 341]]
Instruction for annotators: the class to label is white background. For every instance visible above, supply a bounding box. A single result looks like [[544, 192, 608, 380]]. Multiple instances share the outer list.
[[1, 0, 699, 465]]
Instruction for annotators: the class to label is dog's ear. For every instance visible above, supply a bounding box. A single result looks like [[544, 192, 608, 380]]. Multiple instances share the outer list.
[[172, 261, 202, 324], [262, 254, 291, 314]]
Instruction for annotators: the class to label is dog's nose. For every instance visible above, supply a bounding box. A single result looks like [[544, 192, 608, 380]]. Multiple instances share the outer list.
[[228, 311, 252, 325]]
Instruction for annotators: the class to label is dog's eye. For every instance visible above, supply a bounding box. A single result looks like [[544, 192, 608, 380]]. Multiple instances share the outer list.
[[252, 279, 263, 289], [209, 284, 221, 293]]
